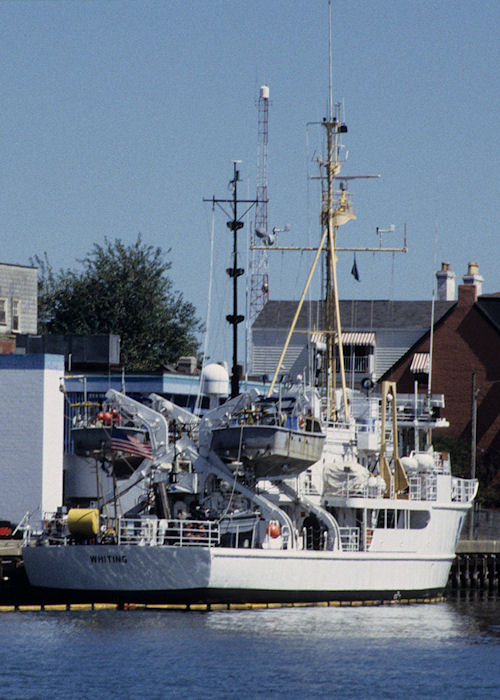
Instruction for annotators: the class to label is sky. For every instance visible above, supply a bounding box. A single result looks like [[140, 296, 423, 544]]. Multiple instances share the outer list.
[[0, 0, 498, 368]]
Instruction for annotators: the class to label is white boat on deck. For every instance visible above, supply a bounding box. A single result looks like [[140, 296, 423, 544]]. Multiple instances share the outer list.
[[210, 392, 325, 478]]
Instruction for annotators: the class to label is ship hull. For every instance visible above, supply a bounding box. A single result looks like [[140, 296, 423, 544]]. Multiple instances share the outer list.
[[22, 544, 454, 605]]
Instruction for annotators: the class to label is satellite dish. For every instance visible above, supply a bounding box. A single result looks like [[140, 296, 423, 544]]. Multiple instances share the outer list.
[[255, 227, 274, 246]]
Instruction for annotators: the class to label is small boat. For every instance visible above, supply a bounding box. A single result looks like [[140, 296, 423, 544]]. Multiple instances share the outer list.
[[69, 403, 152, 481], [210, 392, 325, 478]]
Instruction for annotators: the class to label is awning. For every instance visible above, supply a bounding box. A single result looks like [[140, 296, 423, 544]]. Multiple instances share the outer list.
[[410, 353, 430, 374], [310, 331, 375, 346], [340, 332, 375, 346], [310, 332, 325, 345]]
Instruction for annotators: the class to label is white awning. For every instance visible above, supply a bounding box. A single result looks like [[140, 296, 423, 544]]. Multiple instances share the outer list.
[[410, 353, 430, 374], [340, 332, 375, 346], [310, 332, 325, 345], [310, 331, 375, 346]]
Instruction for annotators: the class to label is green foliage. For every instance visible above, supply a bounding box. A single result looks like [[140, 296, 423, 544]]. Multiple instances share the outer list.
[[433, 434, 500, 507], [33, 236, 202, 370], [433, 434, 471, 478], [476, 447, 500, 508]]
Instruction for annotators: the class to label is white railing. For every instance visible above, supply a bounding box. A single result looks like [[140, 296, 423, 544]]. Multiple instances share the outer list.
[[407, 475, 437, 502], [305, 471, 476, 504], [31, 515, 220, 548], [420, 475, 437, 501], [409, 476, 422, 501], [452, 478, 478, 503], [323, 478, 386, 500], [117, 518, 220, 547], [301, 473, 320, 496], [339, 527, 359, 552]]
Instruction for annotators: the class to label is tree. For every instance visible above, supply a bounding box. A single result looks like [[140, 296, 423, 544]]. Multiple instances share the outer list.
[[33, 236, 202, 370]]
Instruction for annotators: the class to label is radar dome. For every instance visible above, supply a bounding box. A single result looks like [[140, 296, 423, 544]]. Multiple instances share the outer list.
[[201, 363, 229, 396]]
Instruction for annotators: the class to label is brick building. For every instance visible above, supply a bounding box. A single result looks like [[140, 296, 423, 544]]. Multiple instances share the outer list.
[[381, 263, 500, 458]]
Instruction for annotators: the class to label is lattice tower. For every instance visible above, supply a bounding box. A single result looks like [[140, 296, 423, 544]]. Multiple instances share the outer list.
[[249, 85, 270, 321]]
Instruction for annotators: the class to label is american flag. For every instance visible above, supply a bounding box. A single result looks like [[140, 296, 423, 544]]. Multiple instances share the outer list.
[[111, 428, 153, 461]]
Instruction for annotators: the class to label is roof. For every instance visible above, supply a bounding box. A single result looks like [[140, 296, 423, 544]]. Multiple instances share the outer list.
[[253, 300, 456, 332], [0, 261, 37, 270], [476, 296, 500, 332]]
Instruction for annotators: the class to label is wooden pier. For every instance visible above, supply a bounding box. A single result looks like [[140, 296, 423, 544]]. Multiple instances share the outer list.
[[449, 540, 500, 592]]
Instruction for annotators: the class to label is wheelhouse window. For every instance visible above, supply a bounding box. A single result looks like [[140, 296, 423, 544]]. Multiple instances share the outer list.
[[376, 508, 430, 530]]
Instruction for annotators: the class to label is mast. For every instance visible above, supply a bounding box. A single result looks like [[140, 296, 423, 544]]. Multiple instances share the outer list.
[[321, 108, 355, 420], [228, 164, 244, 398], [204, 162, 261, 398], [263, 2, 405, 408], [267, 105, 355, 407], [267, 3, 357, 419]]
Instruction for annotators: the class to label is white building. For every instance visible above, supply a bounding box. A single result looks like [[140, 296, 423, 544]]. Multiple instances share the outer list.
[[251, 298, 455, 388], [0, 354, 64, 525]]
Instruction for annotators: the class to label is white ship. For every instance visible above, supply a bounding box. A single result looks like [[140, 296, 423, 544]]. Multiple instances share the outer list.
[[22, 382, 477, 604], [22, 65, 477, 605]]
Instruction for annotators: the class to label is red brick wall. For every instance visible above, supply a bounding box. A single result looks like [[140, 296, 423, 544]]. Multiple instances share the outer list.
[[385, 287, 500, 453], [0, 338, 15, 354]]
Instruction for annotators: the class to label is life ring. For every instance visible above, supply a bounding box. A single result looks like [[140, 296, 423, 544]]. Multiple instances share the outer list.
[[298, 416, 305, 429], [266, 522, 281, 539]]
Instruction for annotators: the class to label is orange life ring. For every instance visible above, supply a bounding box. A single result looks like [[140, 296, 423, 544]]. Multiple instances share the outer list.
[[266, 522, 281, 539]]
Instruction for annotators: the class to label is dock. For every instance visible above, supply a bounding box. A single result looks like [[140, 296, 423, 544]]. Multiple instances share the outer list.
[[449, 539, 500, 591]]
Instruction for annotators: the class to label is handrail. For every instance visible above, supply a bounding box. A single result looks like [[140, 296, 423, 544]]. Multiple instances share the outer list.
[[117, 517, 219, 547]]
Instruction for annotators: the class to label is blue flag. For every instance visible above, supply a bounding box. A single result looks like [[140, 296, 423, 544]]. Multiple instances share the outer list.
[[351, 255, 360, 282]]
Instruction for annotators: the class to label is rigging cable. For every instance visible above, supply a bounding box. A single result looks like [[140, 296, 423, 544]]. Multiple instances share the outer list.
[[427, 208, 440, 411]]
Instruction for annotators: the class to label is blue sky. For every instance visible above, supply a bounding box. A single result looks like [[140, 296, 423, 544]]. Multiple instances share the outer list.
[[1, 0, 498, 366]]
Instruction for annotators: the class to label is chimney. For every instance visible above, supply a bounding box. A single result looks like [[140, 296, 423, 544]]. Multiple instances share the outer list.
[[436, 262, 456, 301], [462, 262, 483, 296]]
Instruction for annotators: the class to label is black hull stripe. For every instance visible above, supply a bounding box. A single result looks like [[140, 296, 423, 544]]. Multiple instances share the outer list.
[[23, 586, 446, 606]]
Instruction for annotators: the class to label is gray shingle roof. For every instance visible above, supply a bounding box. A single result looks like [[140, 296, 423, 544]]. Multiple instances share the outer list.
[[253, 299, 456, 331]]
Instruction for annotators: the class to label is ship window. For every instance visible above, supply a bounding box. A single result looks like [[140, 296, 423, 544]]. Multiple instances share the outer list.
[[11, 299, 20, 332], [376, 508, 430, 530], [397, 510, 411, 529], [0, 298, 6, 325], [409, 510, 430, 529]]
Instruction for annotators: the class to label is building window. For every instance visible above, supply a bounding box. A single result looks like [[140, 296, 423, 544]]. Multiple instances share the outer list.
[[11, 299, 20, 332], [0, 298, 6, 325], [336, 345, 372, 373]]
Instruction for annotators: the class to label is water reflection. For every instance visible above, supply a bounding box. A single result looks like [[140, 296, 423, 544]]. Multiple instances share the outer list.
[[0, 595, 498, 699], [447, 590, 500, 639], [204, 593, 500, 643]]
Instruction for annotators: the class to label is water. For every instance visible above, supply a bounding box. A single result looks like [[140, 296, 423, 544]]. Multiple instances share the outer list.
[[0, 594, 498, 699]]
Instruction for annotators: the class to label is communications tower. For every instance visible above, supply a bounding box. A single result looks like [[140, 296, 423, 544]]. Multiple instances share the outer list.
[[249, 85, 270, 321]]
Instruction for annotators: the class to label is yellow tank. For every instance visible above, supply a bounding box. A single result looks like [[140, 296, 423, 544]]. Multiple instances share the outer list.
[[67, 508, 100, 537]]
